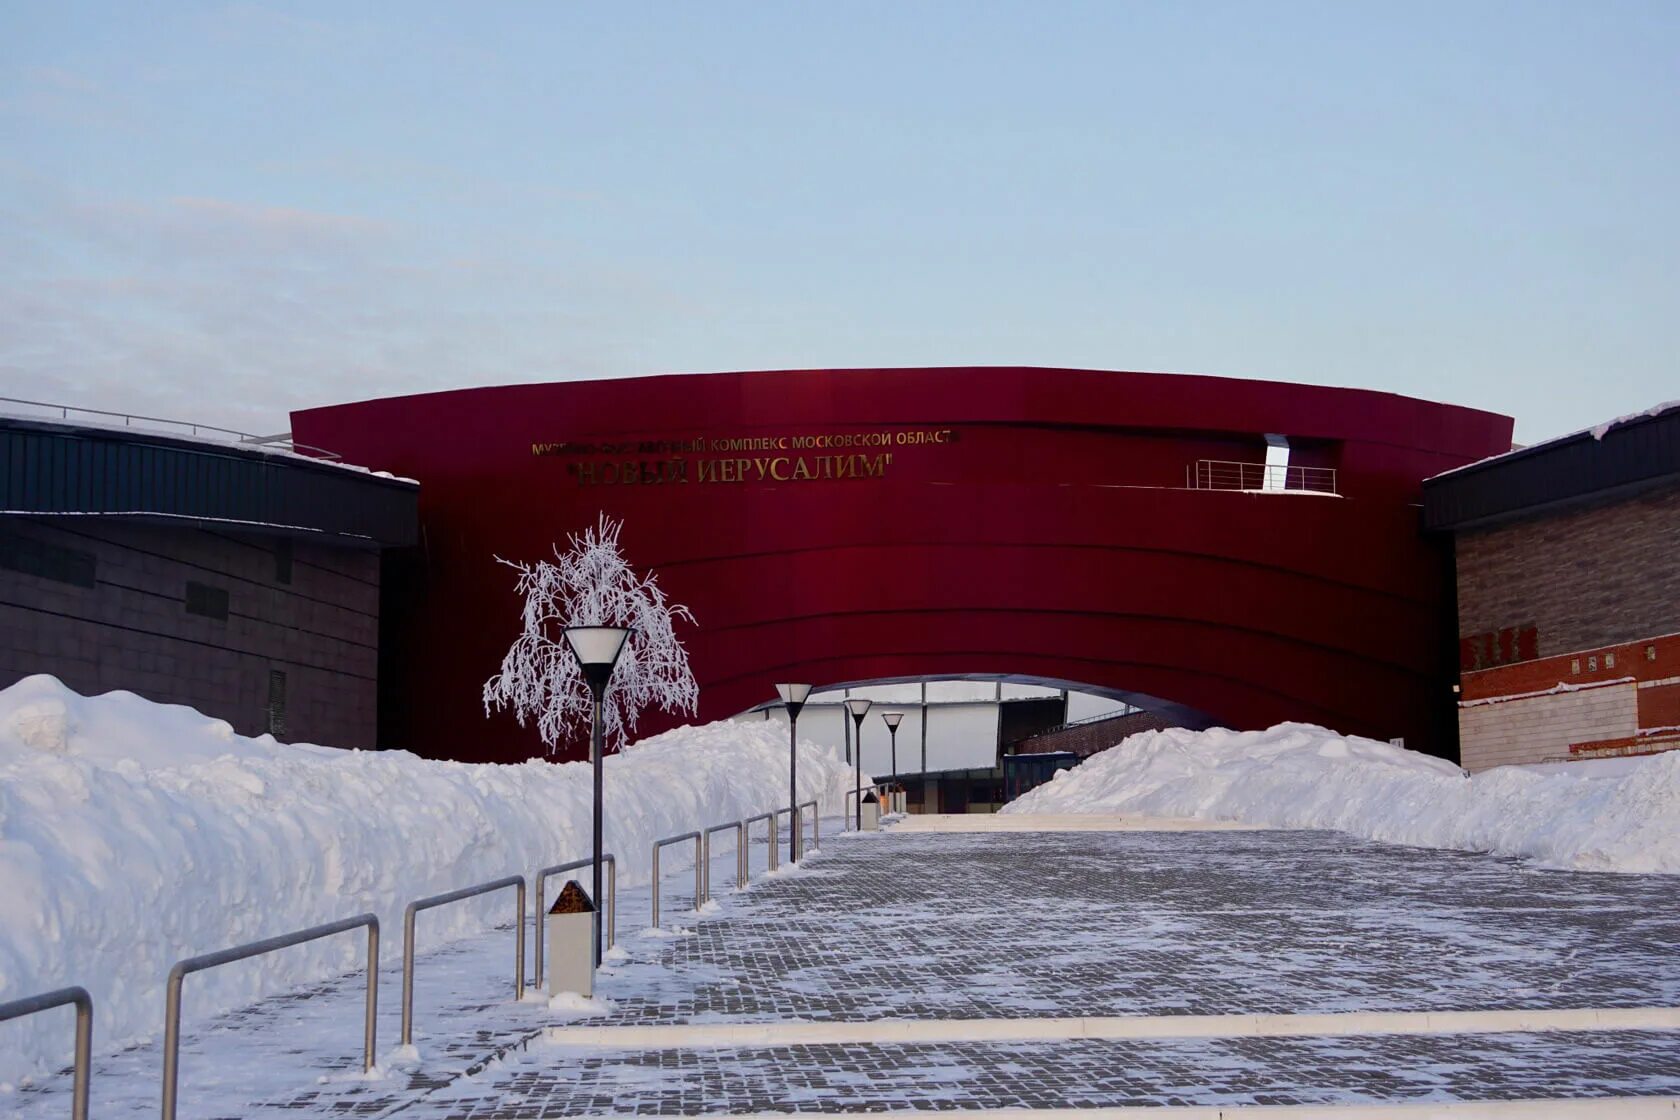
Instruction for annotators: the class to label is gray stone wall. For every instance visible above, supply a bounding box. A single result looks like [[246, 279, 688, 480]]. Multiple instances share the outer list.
[[1455, 483, 1680, 659], [0, 516, 379, 749]]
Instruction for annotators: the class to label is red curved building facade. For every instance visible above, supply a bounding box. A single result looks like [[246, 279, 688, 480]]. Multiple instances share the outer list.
[[292, 367, 1513, 763]]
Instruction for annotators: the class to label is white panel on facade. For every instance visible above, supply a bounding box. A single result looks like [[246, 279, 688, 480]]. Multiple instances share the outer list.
[[760, 705, 850, 760], [1000, 683, 1060, 699], [849, 683, 923, 703], [925, 703, 999, 771], [925, 680, 999, 702]]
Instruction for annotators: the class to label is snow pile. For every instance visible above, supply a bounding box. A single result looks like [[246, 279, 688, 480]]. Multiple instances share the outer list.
[[0, 675, 850, 1086], [1004, 723, 1680, 874]]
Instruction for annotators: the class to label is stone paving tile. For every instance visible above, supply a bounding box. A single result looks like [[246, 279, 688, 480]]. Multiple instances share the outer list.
[[589, 828, 1680, 1026], [394, 1029, 1680, 1115]]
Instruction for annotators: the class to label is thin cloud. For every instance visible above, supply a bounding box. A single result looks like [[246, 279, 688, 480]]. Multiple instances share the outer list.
[[0, 183, 693, 436]]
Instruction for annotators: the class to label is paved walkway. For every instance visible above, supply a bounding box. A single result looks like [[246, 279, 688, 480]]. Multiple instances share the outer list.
[[9, 814, 1680, 1117], [391, 815, 1680, 1116]]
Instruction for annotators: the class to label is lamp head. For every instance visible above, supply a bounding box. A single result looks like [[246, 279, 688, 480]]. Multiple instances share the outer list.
[[844, 696, 872, 723], [775, 682, 813, 718], [562, 625, 633, 696], [882, 711, 903, 730]]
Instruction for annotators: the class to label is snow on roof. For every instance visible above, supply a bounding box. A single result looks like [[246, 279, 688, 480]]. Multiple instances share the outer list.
[[1429, 398, 1680, 482]]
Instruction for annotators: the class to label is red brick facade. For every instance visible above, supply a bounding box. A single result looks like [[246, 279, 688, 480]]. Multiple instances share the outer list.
[[1454, 483, 1680, 771]]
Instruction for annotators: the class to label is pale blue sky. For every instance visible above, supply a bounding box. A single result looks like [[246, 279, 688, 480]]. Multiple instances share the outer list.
[[2, 2, 1674, 442]]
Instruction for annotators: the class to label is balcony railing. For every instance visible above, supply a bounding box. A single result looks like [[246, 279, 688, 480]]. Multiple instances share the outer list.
[[1188, 460, 1338, 495]]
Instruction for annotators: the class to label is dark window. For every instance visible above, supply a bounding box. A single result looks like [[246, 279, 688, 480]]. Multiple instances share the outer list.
[[0, 529, 96, 588], [184, 580, 229, 619], [266, 669, 287, 737], [274, 539, 293, 584]]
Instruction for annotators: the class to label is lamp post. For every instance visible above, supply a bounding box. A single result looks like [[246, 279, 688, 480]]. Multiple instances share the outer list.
[[562, 625, 632, 966], [845, 697, 872, 830], [776, 683, 813, 862], [882, 711, 903, 807]]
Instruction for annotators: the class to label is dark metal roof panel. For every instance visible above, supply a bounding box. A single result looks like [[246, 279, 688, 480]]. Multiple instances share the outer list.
[[1422, 406, 1680, 533], [0, 418, 418, 547]]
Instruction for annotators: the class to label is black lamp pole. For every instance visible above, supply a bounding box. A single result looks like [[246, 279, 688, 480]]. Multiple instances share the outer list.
[[845, 696, 871, 829], [562, 625, 632, 966], [882, 711, 903, 809], [883, 711, 902, 782], [776, 683, 812, 862]]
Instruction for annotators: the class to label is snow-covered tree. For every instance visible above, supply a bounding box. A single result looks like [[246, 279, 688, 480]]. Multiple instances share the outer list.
[[482, 515, 698, 752]]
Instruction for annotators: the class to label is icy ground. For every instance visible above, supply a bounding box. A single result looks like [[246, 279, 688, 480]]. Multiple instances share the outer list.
[[1004, 722, 1680, 873], [0, 675, 851, 1087]]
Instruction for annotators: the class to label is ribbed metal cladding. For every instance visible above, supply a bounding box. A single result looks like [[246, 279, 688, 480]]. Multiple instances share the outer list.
[[1423, 406, 1680, 533], [0, 418, 418, 547]]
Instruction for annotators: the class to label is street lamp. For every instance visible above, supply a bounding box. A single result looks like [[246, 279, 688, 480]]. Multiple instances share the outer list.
[[882, 711, 903, 808], [845, 696, 872, 830], [775, 683, 813, 862], [562, 624, 632, 966]]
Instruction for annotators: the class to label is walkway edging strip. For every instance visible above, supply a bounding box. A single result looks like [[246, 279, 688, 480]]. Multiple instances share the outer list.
[[544, 1006, 1680, 1049], [681, 1101, 1679, 1119]]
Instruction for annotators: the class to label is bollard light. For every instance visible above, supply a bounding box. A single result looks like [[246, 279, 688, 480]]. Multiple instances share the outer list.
[[562, 625, 632, 966], [845, 697, 872, 830], [776, 683, 813, 861]]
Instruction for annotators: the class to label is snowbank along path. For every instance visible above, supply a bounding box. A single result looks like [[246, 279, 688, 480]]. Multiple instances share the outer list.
[[1005, 722, 1680, 873], [0, 674, 852, 1087]]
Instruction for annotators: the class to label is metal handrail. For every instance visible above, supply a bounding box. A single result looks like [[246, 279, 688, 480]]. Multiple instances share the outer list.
[[743, 811, 778, 873], [651, 831, 703, 929], [162, 914, 378, 1120], [799, 799, 820, 852], [0, 987, 91, 1120], [401, 876, 525, 1045], [0, 396, 344, 460], [702, 820, 747, 902], [533, 854, 616, 989], [773, 803, 819, 862]]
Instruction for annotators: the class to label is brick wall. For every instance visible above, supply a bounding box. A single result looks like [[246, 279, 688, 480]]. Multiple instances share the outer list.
[[1456, 484, 1680, 659], [1015, 709, 1179, 758], [0, 517, 379, 749]]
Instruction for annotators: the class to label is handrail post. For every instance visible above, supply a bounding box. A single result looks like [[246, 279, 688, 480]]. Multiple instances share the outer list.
[[162, 967, 184, 1120], [402, 901, 418, 1046], [2, 988, 94, 1120], [514, 879, 526, 996], [692, 834, 702, 910], [799, 799, 819, 851], [737, 820, 747, 888], [160, 916, 377, 1119], [364, 922, 378, 1073], [607, 855, 617, 948], [401, 877, 524, 1045], [73, 990, 91, 1120], [651, 831, 704, 928], [702, 822, 746, 903], [652, 843, 662, 929]]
